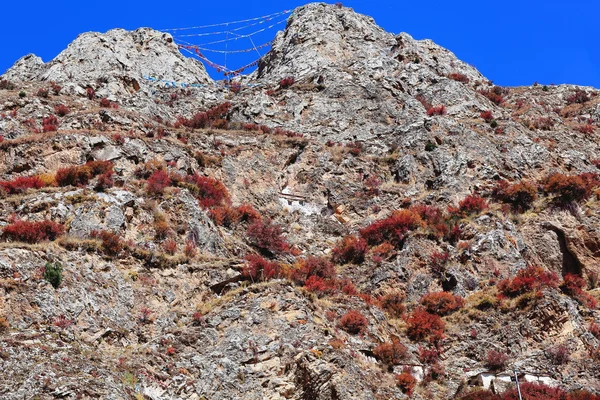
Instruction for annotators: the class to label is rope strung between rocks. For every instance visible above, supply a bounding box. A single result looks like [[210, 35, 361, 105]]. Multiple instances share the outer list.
[[163, 8, 292, 77], [161, 9, 291, 32]]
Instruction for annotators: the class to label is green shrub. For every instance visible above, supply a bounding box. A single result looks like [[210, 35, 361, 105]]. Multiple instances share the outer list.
[[43, 262, 63, 289]]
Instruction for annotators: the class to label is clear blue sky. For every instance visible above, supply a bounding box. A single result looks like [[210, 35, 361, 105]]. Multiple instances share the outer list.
[[1, 1, 598, 87]]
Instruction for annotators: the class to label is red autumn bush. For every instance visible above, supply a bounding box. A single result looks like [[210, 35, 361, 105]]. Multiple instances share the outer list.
[[0, 176, 46, 194], [429, 251, 449, 274], [448, 72, 470, 83], [184, 173, 230, 208], [360, 209, 423, 247], [379, 291, 406, 317], [501, 382, 567, 400], [176, 102, 231, 129], [294, 256, 336, 284], [373, 340, 409, 367], [578, 124, 595, 134], [405, 308, 445, 342], [497, 265, 559, 298], [304, 276, 339, 296], [478, 86, 507, 105], [42, 115, 58, 132], [55, 161, 113, 187], [492, 180, 538, 211], [590, 322, 600, 340], [162, 238, 177, 255], [420, 291, 465, 315], [427, 105, 447, 116], [146, 169, 171, 196], [86, 87, 96, 100], [396, 370, 417, 395], [2, 219, 64, 243], [457, 194, 488, 216], [541, 173, 591, 205], [561, 274, 597, 309], [339, 310, 368, 334], [54, 104, 70, 116], [236, 203, 261, 223], [94, 170, 114, 192], [243, 254, 281, 282], [546, 343, 570, 365], [209, 205, 240, 227], [484, 349, 509, 371], [246, 220, 289, 255], [566, 89, 590, 105], [91, 230, 123, 257], [279, 76, 295, 89], [480, 110, 494, 122], [331, 235, 368, 265]]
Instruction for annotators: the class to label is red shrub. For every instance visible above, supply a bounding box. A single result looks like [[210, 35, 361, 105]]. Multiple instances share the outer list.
[[177, 102, 231, 129], [279, 76, 295, 89], [209, 205, 240, 227], [54, 104, 70, 116], [427, 105, 447, 116], [380, 291, 406, 317], [396, 370, 417, 395], [0, 176, 46, 194], [561, 274, 597, 309], [546, 343, 570, 365], [418, 345, 441, 365], [42, 115, 58, 132], [457, 194, 488, 216], [91, 230, 123, 257], [568, 390, 600, 400], [532, 117, 555, 131], [94, 170, 114, 192], [479, 86, 506, 105], [416, 94, 432, 110], [331, 235, 367, 265], [295, 256, 336, 284], [50, 82, 61, 95], [184, 240, 197, 258], [162, 239, 177, 255], [36, 88, 49, 98], [304, 276, 339, 296], [497, 265, 558, 298], [459, 390, 500, 400], [339, 310, 368, 334], [99, 98, 111, 108], [373, 340, 409, 367], [86, 87, 96, 100], [146, 170, 171, 196], [484, 349, 509, 371], [184, 173, 230, 208], [55, 165, 92, 187], [246, 220, 289, 255], [541, 173, 590, 205], [429, 251, 449, 274], [501, 382, 567, 400], [360, 209, 423, 247], [590, 322, 600, 340], [566, 89, 590, 105], [420, 291, 465, 315], [236, 203, 261, 223], [405, 308, 445, 342], [578, 124, 595, 134], [480, 110, 494, 122], [492, 180, 538, 211], [243, 254, 281, 282], [448, 73, 470, 83], [2, 219, 64, 243]]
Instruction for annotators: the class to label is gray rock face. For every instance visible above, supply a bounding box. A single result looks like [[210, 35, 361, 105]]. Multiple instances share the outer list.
[[2, 28, 212, 98]]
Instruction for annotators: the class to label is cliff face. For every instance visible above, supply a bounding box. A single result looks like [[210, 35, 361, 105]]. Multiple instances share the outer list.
[[0, 3, 599, 400]]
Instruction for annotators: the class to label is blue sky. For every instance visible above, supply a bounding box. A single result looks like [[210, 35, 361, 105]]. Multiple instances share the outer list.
[[1, 1, 598, 87]]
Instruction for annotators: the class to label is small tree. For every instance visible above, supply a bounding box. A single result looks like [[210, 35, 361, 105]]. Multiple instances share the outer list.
[[43, 262, 63, 289]]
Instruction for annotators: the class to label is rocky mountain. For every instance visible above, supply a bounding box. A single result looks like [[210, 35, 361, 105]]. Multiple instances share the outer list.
[[0, 3, 599, 399]]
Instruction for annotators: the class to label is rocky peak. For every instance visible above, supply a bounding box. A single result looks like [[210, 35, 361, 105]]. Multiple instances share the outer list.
[[3, 28, 211, 98]]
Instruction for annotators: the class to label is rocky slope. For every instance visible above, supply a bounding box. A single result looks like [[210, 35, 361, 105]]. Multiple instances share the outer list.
[[0, 3, 599, 399]]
